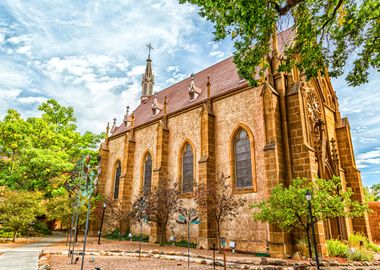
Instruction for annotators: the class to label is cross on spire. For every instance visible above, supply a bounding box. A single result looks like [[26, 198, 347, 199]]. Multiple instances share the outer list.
[[146, 43, 153, 59]]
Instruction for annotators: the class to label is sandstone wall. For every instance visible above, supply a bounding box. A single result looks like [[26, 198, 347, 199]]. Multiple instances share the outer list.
[[104, 136, 125, 197], [212, 87, 267, 252], [368, 202, 380, 243]]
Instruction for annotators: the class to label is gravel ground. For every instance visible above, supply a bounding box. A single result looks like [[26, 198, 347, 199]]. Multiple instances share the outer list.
[[48, 237, 257, 261], [50, 255, 218, 270]]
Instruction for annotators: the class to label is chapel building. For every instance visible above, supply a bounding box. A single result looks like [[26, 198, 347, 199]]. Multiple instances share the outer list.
[[96, 29, 372, 257]]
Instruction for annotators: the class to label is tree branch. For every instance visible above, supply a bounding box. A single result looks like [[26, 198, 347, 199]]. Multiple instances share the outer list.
[[276, 0, 305, 16], [320, 0, 344, 31]]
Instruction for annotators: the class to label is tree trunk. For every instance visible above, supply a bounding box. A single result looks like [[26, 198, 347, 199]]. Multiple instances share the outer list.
[[217, 222, 221, 253], [160, 226, 166, 246], [75, 225, 79, 242], [12, 230, 18, 242], [66, 228, 69, 246]]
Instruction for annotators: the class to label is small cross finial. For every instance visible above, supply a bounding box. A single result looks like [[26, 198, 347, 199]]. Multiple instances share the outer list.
[[146, 43, 153, 59]]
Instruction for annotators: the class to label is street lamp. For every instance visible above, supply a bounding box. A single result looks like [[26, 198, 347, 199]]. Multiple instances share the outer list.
[[305, 190, 320, 270], [98, 202, 107, 245]]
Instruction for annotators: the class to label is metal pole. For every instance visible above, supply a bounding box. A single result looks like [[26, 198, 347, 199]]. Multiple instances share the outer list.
[[139, 220, 143, 260], [98, 204, 106, 244], [71, 211, 79, 264], [68, 210, 75, 257], [80, 199, 92, 270], [187, 221, 190, 268], [308, 200, 320, 270], [223, 245, 226, 270]]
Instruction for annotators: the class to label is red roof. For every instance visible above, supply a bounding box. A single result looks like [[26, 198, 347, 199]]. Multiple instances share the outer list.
[[111, 28, 294, 138]]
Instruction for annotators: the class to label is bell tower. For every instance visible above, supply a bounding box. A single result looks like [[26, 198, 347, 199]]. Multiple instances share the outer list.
[[141, 43, 154, 102]]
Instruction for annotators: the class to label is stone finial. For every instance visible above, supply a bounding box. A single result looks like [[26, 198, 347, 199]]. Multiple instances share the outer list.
[[111, 118, 117, 133], [164, 96, 167, 115], [330, 137, 339, 173], [126, 105, 130, 116], [105, 122, 110, 140], [188, 73, 201, 101], [151, 93, 163, 116], [124, 105, 130, 126], [207, 77, 211, 98]]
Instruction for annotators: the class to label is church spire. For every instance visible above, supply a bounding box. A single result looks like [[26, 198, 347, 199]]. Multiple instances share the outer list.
[[141, 43, 154, 103]]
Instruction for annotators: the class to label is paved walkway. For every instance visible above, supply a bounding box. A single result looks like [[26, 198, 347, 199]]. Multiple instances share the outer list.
[[0, 232, 65, 270]]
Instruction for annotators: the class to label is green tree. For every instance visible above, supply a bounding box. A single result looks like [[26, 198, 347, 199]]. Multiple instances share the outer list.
[[0, 99, 102, 192], [180, 0, 379, 86], [364, 183, 380, 202], [45, 191, 74, 243], [45, 189, 96, 244], [251, 177, 368, 257], [0, 188, 44, 242]]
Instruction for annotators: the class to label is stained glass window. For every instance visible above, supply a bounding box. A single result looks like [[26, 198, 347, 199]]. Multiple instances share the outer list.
[[182, 144, 194, 193], [143, 153, 152, 195], [234, 129, 252, 188], [113, 161, 121, 199]]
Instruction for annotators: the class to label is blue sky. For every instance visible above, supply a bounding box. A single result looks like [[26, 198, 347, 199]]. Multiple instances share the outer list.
[[0, 1, 379, 187]]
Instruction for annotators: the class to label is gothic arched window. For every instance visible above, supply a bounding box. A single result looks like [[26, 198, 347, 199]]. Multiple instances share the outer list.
[[234, 129, 253, 189], [182, 143, 194, 193], [143, 153, 152, 195], [113, 161, 121, 200]]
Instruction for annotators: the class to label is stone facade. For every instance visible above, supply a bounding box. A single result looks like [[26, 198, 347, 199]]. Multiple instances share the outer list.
[[368, 202, 380, 244], [95, 30, 372, 258]]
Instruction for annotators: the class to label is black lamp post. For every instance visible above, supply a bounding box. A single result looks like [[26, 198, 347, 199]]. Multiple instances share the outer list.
[[305, 190, 320, 270], [98, 202, 107, 245]]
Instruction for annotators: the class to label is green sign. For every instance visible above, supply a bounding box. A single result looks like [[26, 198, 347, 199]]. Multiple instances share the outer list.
[[190, 219, 200, 225]]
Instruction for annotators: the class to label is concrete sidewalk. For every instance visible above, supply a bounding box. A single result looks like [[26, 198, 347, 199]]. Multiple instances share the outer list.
[[0, 232, 65, 270]]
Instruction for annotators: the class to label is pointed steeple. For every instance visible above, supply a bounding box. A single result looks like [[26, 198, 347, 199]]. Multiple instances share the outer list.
[[141, 43, 154, 102]]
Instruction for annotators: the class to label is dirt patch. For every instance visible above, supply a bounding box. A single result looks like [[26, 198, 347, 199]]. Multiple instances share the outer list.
[[50, 255, 215, 270]]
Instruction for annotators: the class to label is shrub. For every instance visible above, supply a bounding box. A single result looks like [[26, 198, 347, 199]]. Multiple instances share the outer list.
[[126, 234, 149, 242], [347, 248, 374, 261], [159, 240, 197, 248], [348, 232, 368, 248], [0, 228, 13, 239], [367, 242, 380, 253], [106, 229, 121, 239], [32, 221, 51, 235], [348, 232, 380, 253], [106, 229, 149, 242], [327, 239, 349, 258]]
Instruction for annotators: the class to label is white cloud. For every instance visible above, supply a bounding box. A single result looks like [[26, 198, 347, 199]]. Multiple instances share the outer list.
[[17, 96, 47, 105], [356, 148, 380, 171], [209, 50, 225, 58], [0, 63, 30, 89], [0, 89, 22, 99]]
